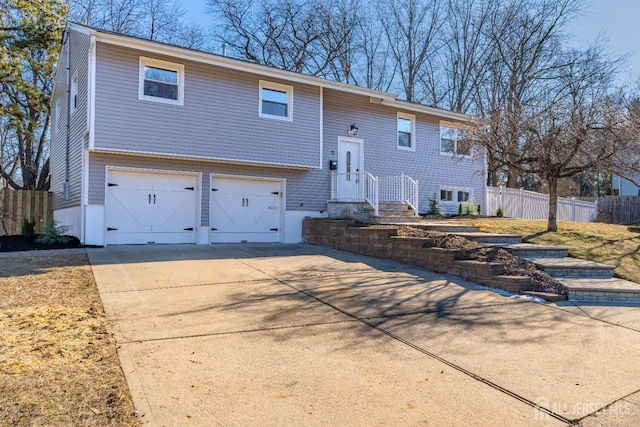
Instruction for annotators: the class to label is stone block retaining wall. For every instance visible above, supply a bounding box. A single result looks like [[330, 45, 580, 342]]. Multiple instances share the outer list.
[[302, 218, 534, 294]]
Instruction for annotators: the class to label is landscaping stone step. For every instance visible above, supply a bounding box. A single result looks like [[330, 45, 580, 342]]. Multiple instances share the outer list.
[[377, 208, 417, 217], [530, 257, 615, 278], [558, 278, 640, 303], [450, 232, 522, 245], [503, 243, 569, 258], [368, 216, 422, 224], [409, 223, 481, 233]]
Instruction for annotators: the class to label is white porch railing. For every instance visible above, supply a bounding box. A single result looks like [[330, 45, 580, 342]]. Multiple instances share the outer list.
[[331, 172, 418, 217], [485, 186, 598, 222]]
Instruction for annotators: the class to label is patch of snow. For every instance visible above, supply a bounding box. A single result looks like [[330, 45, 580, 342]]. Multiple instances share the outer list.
[[474, 284, 546, 303]]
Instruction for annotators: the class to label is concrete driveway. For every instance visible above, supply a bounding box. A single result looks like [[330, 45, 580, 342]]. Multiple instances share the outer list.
[[88, 244, 640, 426]]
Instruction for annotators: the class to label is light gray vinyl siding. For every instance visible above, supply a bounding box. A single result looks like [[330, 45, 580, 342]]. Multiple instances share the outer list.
[[615, 174, 640, 196], [50, 29, 91, 210], [323, 89, 486, 213], [93, 44, 321, 168], [88, 152, 329, 226]]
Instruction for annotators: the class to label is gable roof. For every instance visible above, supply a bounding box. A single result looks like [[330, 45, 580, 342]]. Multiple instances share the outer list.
[[69, 22, 472, 123]]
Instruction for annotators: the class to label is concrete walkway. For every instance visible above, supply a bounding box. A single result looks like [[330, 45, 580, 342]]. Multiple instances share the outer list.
[[87, 244, 640, 426]]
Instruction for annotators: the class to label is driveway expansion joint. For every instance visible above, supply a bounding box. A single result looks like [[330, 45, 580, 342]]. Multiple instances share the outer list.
[[116, 319, 360, 345]]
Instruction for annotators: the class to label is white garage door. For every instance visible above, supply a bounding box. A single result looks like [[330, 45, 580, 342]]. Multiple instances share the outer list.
[[105, 170, 198, 244], [210, 176, 282, 243]]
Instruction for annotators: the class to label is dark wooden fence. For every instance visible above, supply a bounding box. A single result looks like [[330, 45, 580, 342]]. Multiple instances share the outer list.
[[580, 196, 640, 225], [0, 190, 52, 236]]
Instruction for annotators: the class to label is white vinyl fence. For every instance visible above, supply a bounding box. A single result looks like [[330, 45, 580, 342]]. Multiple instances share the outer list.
[[485, 186, 598, 222]]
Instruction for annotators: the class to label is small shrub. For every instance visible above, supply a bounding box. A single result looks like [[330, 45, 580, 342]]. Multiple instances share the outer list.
[[35, 218, 71, 245], [496, 207, 504, 217], [21, 218, 36, 237], [458, 202, 463, 216], [427, 193, 440, 215], [465, 197, 478, 216]]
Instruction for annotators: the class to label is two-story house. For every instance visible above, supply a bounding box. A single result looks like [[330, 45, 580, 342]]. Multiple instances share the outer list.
[[50, 23, 486, 246]]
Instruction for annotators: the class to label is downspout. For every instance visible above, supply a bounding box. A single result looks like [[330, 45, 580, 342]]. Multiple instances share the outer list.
[[63, 27, 71, 200]]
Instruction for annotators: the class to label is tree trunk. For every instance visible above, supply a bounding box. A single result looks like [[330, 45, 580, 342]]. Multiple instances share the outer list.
[[547, 175, 558, 232]]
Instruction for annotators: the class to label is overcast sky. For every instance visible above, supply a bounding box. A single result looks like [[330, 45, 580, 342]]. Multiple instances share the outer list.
[[181, 0, 640, 86]]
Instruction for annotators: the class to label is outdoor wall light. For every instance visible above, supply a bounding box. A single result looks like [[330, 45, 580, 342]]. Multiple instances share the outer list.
[[348, 124, 358, 136]]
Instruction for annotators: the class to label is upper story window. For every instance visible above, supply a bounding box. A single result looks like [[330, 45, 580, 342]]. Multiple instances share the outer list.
[[259, 80, 293, 121], [397, 112, 415, 151], [70, 72, 78, 114], [440, 124, 471, 156], [139, 57, 184, 105]]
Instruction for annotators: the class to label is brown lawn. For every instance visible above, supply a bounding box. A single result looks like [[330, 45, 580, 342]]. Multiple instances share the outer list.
[[0, 254, 139, 426]]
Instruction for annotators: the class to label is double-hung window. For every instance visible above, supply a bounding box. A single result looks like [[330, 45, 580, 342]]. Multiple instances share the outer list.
[[397, 112, 415, 150], [259, 81, 293, 121], [440, 124, 471, 156], [139, 57, 184, 105]]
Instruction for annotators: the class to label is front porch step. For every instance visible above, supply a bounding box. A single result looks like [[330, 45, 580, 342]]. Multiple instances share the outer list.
[[504, 243, 569, 258], [558, 278, 640, 303], [530, 257, 615, 278], [450, 232, 522, 245]]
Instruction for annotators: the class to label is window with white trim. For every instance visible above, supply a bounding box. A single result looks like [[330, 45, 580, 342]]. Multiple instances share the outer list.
[[439, 186, 472, 203], [70, 73, 78, 114], [139, 57, 184, 105], [259, 80, 293, 121], [397, 112, 415, 150], [440, 188, 454, 202], [440, 124, 471, 156], [457, 190, 470, 202]]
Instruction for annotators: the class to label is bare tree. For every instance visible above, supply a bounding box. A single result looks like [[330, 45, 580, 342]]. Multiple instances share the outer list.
[[426, 0, 494, 113], [380, 0, 443, 102], [353, 6, 396, 91], [473, 0, 584, 187], [476, 44, 633, 231], [69, 0, 208, 50], [208, 0, 335, 75], [316, 0, 360, 84]]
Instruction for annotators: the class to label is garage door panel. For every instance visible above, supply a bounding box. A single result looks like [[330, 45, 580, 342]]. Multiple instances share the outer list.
[[106, 170, 198, 245], [211, 177, 282, 243], [243, 195, 279, 231], [105, 188, 153, 233], [151, 189, 197, 227]]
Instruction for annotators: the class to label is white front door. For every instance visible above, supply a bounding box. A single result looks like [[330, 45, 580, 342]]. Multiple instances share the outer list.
[[337, 137, 363, 200], [105, 170, 198, 244], [210, 176, 282, 243]]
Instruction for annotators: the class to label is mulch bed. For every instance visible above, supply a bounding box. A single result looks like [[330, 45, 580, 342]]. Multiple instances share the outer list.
[[0, 235, 81, 252]]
